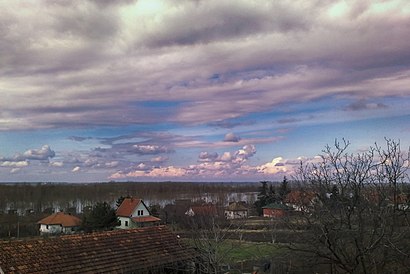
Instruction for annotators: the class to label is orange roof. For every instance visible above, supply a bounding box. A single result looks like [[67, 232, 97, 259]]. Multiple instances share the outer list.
[[132, 216, 161, 223], [37, 212, 81, 227], [285, 190, 316, 205], [116, 197, 142, 217], [226, 202, 248, 211], [0, 226, 197, 273], [191, 205, 217, 216]]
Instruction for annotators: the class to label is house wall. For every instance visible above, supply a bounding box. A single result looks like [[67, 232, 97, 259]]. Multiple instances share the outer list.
[[225, 210, 248, 219], [40, 224, 78, 234], [117, 216, 132, 229], [130, 203, 149, 218], [39, 224, 62, 234]]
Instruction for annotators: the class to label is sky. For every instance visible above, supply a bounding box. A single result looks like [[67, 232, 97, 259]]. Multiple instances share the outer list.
[[0, 0, 410, 183]]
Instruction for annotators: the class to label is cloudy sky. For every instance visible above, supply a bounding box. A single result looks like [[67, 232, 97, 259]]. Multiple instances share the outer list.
[[1, 0, 409, 182]]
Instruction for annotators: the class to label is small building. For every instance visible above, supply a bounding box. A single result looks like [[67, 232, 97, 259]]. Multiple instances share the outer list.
[[185, 203, 218, 217], [262, 203, 290, 218], [284, 190, 316, 212], [116, 197, 161, 229], [37, 212, 81, 235], [0, 226, 197, 273], [224, 202, 248, 219]]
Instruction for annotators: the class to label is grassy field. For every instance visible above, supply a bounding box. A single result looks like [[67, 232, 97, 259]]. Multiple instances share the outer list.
[[218, 240, 282, 262]]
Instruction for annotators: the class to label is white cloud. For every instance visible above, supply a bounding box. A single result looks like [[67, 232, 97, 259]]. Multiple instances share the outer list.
[[72, 166, 81, 172], [257, 157, 288, 175], [21, 145, 55, 161], [1, 161, 29, 168], [50, 161, 64, 167]]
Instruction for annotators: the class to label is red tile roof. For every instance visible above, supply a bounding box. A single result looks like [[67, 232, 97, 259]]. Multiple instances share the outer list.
[[132, 216, 161, 223], [226, 202, 248, 211], [37, 212, 81, 227], [0, 226, 196, 273], [285, 190, 316, 205], [190, 204, 217, 216], [116, 197, 142, 217]]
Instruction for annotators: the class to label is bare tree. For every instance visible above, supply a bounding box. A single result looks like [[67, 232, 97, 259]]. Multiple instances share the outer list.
[[290, 139, 410, 273]]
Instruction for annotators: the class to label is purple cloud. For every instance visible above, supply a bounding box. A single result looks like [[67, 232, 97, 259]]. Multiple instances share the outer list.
[[223, 132, 241, 142]]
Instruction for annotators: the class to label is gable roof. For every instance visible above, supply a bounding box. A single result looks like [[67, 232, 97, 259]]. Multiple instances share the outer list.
[[116, 197, 142, 217], [0, 226, 196, 273], [190, 204, 218, 216], [226, 202, 248, 211], [284, 190, 316, 205], [37, 212, 81, 227]]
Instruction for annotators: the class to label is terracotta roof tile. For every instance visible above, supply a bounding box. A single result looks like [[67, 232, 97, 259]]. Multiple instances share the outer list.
[[190, 205, 217, 216], [37, 212, 81, 227], [0, 226, 196, 273], [131, 216, 161, 223], [116, 197, 141, 217], [226, 202, 248, 211]]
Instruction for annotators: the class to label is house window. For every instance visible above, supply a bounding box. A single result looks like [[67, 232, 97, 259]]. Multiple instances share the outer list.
[[46, 225, 49, 229], [137, 210, 143, 216], [125, 221, 128, 227], [119, 220, 121, 226]]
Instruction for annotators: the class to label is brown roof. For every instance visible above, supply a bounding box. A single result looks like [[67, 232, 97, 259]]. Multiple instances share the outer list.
[[190, 204, 217, 216], [37, 212, 81, 227], [132, 216, 161, 223], [0, 226, 196, 273], [116, 197, 142, 217], [284, 190, 316, 205], [226, 202, 248, 211]]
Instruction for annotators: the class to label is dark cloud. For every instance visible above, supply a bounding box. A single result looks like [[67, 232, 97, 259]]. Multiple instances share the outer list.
[[223, 132, 241, 142], [344, 100, 388, 111], [143, 1, 309, 47], [69, 136, 93, 142]]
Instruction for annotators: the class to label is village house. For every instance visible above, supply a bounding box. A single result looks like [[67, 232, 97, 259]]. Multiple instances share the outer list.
[[37, 212, 81, 235], [185, 203, 218, 217], [0, 226, 197, 273], [224, 202, 248, 219], [262, 203, 291, 218], [116, 197, 161, 229], [284, 190, 316, 212]]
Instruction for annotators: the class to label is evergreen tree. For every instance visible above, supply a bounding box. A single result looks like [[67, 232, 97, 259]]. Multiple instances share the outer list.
[[278, 176, 291, 203], [115, 195, 130, 208], [82, 202, 118, 232], [254, 181, 276, 215]]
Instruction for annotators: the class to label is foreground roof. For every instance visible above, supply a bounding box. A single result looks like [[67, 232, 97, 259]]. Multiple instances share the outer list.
[[37, 212, 81, 227], [0, 226, 196, 273], [116, 197, 142, 217]]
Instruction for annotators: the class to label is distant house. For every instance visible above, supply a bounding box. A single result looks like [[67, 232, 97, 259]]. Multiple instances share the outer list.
[[116, 197, 161, 229], [0, 226, 197, 273], [262, 203, 291, 218], [284, 190, 316, 212], [37, 212, 81, 235], [185, 203, 218, 217], [224, 202, 248, 219]]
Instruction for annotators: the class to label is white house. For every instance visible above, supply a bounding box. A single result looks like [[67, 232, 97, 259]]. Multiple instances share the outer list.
[[116, 197, 161, 229], [37, 212, 81, 235], [224, 202, 248, 219]]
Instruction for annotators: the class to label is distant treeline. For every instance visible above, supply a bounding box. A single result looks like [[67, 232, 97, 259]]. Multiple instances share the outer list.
[[0, 181, 259, 214]]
